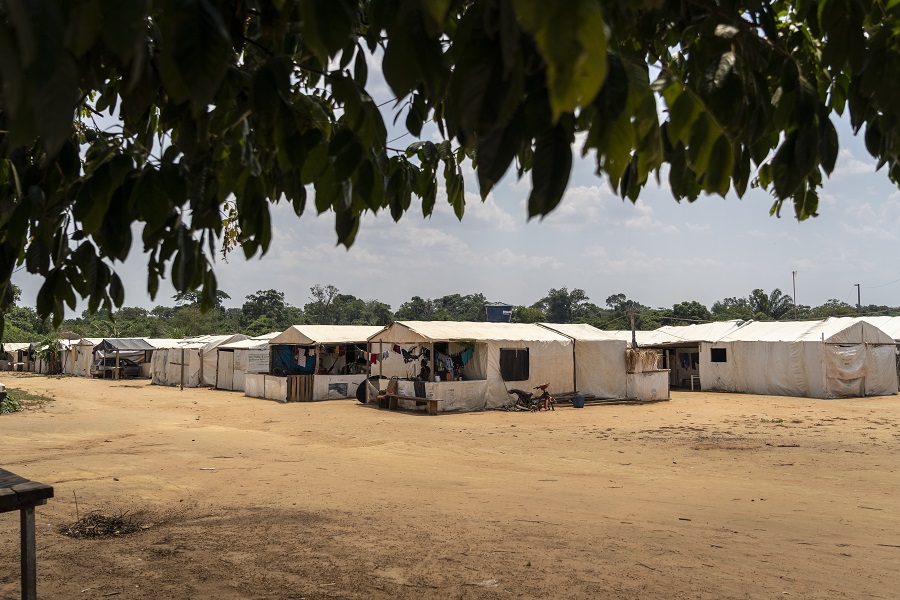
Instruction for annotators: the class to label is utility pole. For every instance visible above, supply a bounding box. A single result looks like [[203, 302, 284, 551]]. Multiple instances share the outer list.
[[854, 283, 861, 314], [629, 307, 637, 349], [792, 271, 797, 320]]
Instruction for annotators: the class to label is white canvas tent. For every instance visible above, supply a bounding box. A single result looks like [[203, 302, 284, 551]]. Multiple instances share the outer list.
[[367, 321, 575, 412], [248, 325, 384, 402], [215, 332, 279, 392], [150, 334, 247, 387], [607, 320, 750, 387], [537, 323, 627, 399], [2, 342, 33, 371], [71, 338, 102, 377], [700, 319, 898, 398]]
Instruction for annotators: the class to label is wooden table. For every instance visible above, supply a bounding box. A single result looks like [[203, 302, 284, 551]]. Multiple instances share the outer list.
[[0, 468, 54, 600]]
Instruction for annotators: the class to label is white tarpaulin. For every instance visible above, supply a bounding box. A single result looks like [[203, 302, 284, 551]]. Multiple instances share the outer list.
[[149, 334, 247, 387], [700, 319, 897, 398], [538, 323, 628, 399], [368, 322, 575, 411], [215, 333, 278, 392]]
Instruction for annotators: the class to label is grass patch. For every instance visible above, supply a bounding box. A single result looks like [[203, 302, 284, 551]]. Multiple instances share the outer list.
[[1, 394, 21, 414], [1, 387, 54, 413]]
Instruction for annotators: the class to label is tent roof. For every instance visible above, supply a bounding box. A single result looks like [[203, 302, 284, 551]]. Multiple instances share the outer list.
[[603, 320, 749, 347], [271, 325, 385, 345], [144, 338, 184, 348], [715, 318, 895, 344], [369, 321, 572, 344], [97, 338, 156, 352], [538, 323, 623, 341], [219, 332, 280, 350], [833, 316, 900, 341], [2, 342, 32, 351]]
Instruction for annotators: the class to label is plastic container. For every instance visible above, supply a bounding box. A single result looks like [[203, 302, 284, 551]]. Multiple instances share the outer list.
[[572, 395, 585, 409]]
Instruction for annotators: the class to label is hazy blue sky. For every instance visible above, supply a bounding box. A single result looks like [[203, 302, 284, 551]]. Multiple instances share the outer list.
[[12, 55, 900, 316]]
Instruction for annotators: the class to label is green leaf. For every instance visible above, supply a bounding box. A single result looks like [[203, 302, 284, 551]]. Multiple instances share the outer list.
[[301, 0, 357, 62], [514, 0, 608, 121], [335, 207, 360, 247], [158, 0, 231, 111], [66, 0, 101, 57], [667, 91, 702, 146], [476, 109, 524, 198], [703, 135, 733, 196], [100, 0, 148, 63], [527, 123, 572, 218], [686, 114, 717, 177]]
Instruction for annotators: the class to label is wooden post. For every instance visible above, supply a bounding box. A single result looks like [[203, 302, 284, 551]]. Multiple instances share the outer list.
[[20, 506, 36, 600], [630, 308, 637, 350], [430, 342, 435, 381], [180, 348, 185, 391], [115, 349, 120, 381]]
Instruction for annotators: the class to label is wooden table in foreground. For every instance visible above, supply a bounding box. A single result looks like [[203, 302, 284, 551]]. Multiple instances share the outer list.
[[0, 468, 54, 600]]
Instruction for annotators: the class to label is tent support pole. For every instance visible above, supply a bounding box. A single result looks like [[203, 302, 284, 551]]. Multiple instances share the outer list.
[[115, 349, 120, 381], [430, 343, 435, 381], [364, 342, 371, 404], [378, 341, 383, 380], [571, 341, 577, 394], [180, 348, 185, 391]]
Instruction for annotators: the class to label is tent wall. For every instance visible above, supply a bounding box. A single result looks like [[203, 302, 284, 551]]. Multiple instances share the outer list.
[[217, 351, 235, 390], [700, 339, 897, 398], [573, 339, 627, 399], [700, 341, 818, 397], [244, 373, 287, 401], [482, 338, 572, 409], [626, 371, 669, 401]]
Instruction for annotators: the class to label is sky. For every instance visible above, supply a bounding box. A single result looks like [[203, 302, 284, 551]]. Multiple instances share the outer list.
[[12, 54, 900, 317]]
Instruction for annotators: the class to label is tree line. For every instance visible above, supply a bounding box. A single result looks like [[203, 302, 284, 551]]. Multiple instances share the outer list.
[[2, 284, 895, 344]]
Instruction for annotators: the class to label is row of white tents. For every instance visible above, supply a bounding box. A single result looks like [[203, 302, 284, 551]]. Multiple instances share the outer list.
[[3, 316, 898, 412]]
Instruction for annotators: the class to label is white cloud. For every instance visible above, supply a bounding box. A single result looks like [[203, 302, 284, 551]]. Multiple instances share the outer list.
[[833, 148, 875, 177]]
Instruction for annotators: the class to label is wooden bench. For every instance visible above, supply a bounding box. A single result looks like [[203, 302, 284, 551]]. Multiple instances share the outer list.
[[1, 468, 54, 600], [386, 394, 443, 415]]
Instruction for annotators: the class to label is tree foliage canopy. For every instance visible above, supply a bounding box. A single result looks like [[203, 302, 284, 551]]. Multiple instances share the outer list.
[[2, 0, 899, 333]]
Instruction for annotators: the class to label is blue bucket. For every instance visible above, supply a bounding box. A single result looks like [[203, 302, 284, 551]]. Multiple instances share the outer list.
[[572, 395, 585, 409]]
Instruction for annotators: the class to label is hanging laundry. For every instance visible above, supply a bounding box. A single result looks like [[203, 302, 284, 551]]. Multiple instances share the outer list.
[[401, 349, 414, 363], [381, 350, 390, 360], [460, 348, 474, 365], [370, 353, 377, 364], [392, 344, 401, 354]]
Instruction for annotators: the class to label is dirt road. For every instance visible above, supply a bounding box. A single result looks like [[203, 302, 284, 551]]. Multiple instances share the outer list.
[[1, 373, 898, 598]]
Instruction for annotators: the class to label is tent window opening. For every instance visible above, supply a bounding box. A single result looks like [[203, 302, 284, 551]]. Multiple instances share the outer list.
[[710, 348, 727, 363], [500, 348, 529, 381]]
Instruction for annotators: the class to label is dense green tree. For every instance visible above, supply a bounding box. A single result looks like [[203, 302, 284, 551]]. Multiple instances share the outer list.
[[669, 301, 711, 325], [810, 299, 856, 318], [5, 1, 900, 333], [711, 296, 754, 321], [303, 286, 393, 325], [511, 305, 545, 323], [395, 296, 435, 321], [240, 289, 302, 330], [535, 288, 591, 323], [747, 288, 794, 320], [432, 294, 487, 321]]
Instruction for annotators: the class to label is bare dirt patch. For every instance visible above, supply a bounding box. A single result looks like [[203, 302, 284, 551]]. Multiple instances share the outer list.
[[0, 372, 898, 599]]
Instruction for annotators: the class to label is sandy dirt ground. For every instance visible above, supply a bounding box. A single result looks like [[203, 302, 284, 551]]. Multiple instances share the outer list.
[[0, 372, 898, 599]]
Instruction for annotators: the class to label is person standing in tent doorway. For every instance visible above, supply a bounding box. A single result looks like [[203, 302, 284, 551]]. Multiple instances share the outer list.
[[418, 359, 431, 381]]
